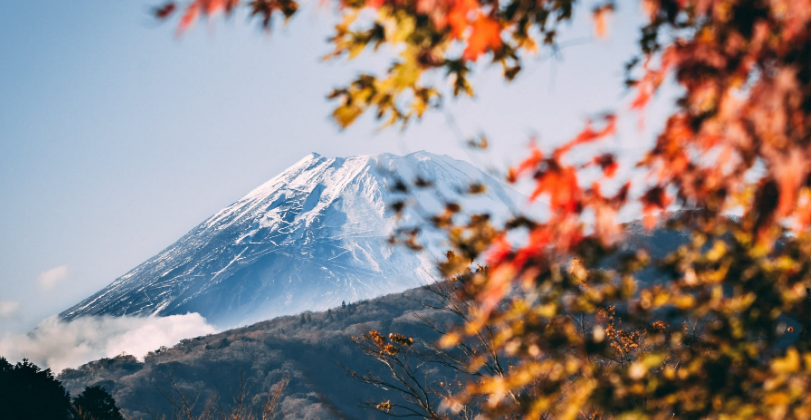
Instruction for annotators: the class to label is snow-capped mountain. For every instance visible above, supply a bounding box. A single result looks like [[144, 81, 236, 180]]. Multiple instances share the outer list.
[[60, 151, 524, 327]]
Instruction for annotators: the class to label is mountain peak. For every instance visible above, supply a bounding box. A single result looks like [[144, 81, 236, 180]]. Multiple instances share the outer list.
[[60, 152, 523, 328]]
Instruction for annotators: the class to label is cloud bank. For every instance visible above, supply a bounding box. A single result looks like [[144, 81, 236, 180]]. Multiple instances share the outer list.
[[37, 265, 69, 292], [0, 313, 217, 373]]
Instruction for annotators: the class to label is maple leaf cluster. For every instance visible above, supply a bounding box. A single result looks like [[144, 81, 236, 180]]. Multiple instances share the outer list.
[[424, 1, 811, 417]]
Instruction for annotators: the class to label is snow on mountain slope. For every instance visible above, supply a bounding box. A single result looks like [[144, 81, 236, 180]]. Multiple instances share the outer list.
[[60, 151, 524, 328]]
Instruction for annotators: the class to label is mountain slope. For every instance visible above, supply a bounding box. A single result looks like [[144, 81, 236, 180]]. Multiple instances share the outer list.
[[59, 286, 453, 420], [60, 152, 523, 327]]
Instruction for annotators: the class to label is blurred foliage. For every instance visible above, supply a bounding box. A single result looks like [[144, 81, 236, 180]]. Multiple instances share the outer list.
[[156, 0, 811, 418]]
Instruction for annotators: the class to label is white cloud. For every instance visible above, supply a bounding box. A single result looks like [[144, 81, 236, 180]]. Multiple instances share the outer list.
[[0, 301, 21, 319], [37, 265, 69, 292], [0, 313, 217, 372]]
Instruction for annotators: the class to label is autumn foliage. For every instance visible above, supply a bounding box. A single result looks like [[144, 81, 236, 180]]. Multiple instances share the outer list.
[[156, 0, 811, 418]]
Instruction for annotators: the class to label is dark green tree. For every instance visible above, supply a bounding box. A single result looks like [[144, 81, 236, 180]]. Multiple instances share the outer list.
[[0, 357, 74, 420], [73, 385, 125, 420]]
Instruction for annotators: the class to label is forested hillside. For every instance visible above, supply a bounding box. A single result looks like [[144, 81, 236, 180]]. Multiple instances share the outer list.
[[60, 286, 452, 419]]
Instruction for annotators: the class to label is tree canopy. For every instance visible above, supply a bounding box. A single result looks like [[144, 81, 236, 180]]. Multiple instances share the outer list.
[[0, 357, 74, 420], [73, 385, 125, 420]]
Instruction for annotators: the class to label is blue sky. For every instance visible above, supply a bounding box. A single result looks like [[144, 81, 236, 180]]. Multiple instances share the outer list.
[[0, 0, 673, 333]]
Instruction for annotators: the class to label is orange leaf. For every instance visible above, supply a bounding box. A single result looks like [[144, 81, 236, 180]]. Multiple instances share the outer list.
[[531, 165, 580, 213], [176, 0, 237, 34], [512, 227, 553, 269], [555, 114, 616, 158], [525, 227, 552, 255], [486, 235, 512, 265], [774, 149, 806, 218], [592, 4, 613, 38], [447, 0, 478, 38], [201, 0, 225, 15], [512, 146, 543, 179], [630, 87, 652, 110], [630, 50, 675, 114], [177, 1, 201, 34], [462, 15, 502, 61]]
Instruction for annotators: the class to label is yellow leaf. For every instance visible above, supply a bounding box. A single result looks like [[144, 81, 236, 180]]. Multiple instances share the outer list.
[[333, 104, 363, 128], [772, 348, 800, 374]]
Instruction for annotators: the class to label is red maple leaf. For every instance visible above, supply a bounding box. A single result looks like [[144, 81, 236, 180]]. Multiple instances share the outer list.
[[462, 15, 502, 61]]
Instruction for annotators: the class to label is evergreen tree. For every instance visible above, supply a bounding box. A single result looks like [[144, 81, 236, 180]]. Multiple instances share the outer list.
[[0, 357, 74, 420], [73, 385, 125, 420]]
